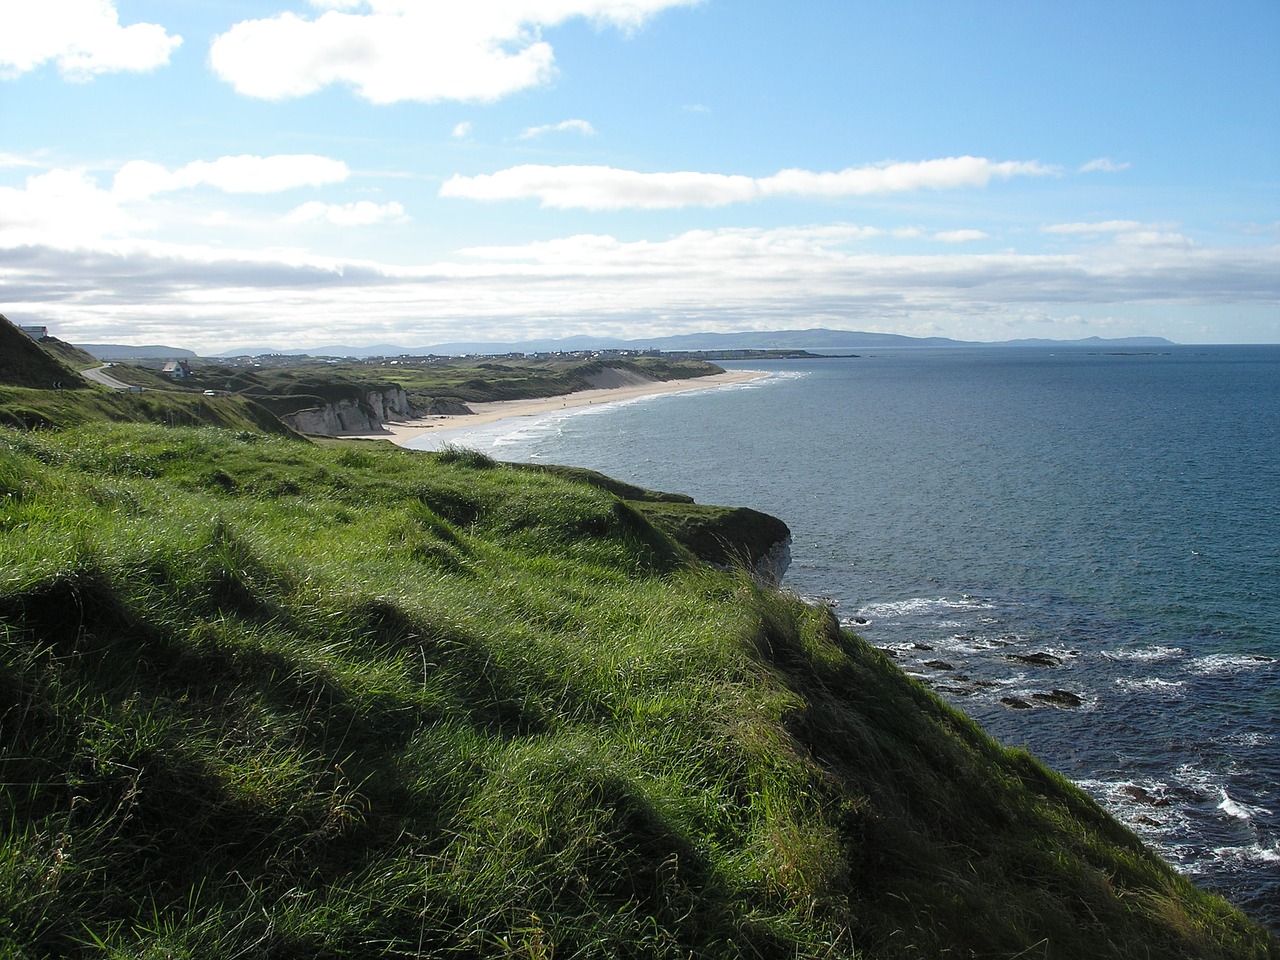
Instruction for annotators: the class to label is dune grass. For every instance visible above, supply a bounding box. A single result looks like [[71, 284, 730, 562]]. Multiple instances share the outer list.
[[0, 423, 1275, 959]]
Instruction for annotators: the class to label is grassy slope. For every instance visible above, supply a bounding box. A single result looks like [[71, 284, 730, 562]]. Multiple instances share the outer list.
[[37, 338, 101, 373], [0, 424, 1275, 959], [0, 385, 295, 435], [0, 317, 84, 390], [0, 317, 294, 435]]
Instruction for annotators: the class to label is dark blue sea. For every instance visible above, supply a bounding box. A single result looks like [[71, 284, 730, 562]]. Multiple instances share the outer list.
[[409, 346, 1280, 929]]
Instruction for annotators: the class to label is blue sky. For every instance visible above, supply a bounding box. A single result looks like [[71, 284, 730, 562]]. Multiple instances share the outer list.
[[2, 0, 1277, 350]]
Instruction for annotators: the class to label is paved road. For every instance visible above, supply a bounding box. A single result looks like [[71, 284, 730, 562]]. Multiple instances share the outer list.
[[82, 364, 138, 390]]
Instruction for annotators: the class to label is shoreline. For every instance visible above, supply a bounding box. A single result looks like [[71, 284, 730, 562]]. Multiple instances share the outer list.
[[348, 368, 768, 447]]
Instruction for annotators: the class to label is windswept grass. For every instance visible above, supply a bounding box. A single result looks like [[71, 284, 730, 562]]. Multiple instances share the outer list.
[[0, 423, 1274, 959], [0, 385, 296, 434]]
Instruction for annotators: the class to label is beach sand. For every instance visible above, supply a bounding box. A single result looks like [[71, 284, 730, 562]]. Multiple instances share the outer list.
[[349, 369, 768, 448]]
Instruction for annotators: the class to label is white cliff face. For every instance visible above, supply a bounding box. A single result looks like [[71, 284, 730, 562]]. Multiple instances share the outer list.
[[754, 537, 792, 586], [365, 387, 413, 422], [283, 388, 418, 436]]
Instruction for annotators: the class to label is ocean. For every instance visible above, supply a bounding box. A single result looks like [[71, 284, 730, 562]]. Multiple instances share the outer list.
[[407, 345, 1280, 929]]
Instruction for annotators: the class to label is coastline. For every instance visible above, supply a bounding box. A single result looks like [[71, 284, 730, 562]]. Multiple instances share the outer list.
[[349, 368, 768, 447]]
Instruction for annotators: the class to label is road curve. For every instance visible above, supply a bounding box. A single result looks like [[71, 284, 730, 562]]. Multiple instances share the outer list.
[[82, 364, 138, 390]]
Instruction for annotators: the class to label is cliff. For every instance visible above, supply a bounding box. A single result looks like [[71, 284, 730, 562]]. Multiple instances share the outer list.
[[0, 423, 1275, 959], [281, 385, 418, 435]]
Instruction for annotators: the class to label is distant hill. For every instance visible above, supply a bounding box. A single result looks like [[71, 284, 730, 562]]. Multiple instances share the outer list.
[[80, 343, 198, 360], [0, 314, 84, 389], [213, 328, 1176, 358]]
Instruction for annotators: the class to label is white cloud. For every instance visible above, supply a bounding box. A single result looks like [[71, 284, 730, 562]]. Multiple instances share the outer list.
[[0, 0, 181, 80], [1041, 220, 1192, 246], [0, 153, 44, 169], [934, 229, 990, 243], [113, 155, 350, 201], [452, 121, 474, 139], [1113, 231, 1195, 248], [519, 118, 597, 139], [0, 169, 149, 245], [1081, 157, 1131, 173], [441, 165, 754, 209], [209, 1, 699, 103], [760, 158, 1055, 198], [440, 157, 1056, 210], [285, 200, 409, 226], [1043, 220, 1146, 235]]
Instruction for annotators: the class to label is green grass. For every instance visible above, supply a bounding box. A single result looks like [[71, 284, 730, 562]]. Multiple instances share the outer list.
[[0, 319, 84, 391], [0, 423, 1275, 959], [0, 385, 294, 434]]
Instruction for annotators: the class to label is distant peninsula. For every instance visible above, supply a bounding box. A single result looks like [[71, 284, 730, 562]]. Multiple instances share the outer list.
[[88, 328, 1175, 361]]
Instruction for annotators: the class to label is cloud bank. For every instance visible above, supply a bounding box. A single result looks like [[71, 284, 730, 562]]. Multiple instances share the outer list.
[[440, 157, 1056, 209], [6, 223, 1275, 350]]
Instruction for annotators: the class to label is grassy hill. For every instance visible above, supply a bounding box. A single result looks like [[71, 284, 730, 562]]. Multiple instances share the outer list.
[[38, 336, 101, 373], [0, 315, 84, 390], [0, 317, 295, 435], [1, 421, 1274, 959]]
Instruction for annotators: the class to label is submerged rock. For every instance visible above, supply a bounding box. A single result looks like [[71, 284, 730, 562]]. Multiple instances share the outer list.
[[1122, 785, 1172, 808], [1007, 652, 1063, 667], [1031, 689, 1085, 708]]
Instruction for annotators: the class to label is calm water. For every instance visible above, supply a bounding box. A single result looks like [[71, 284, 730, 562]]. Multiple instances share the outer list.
[[409, 346, 1280, 928]]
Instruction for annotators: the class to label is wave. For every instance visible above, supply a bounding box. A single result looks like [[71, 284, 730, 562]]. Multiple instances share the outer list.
[[1114, 677, 1186, 695], [1102, 645, 1186, 663], [1188, 653, 1278, 677], [855, 595, 996, 621], [1218, 790, 1272, 822], [1212, 842, 1280, 865]]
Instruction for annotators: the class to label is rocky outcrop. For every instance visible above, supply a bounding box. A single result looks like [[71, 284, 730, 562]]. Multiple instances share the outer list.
[[753, 536, 792, 585], [282, 387, 420, 436], [364, 386, 413, 423]]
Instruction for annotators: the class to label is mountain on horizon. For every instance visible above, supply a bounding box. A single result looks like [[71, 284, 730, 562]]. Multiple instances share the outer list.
[[204, 328, 1176, 359], [80, 343, 198, 361]]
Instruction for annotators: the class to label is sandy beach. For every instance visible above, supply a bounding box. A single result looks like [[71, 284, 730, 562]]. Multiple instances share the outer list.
[[350, 368, 768, 447]]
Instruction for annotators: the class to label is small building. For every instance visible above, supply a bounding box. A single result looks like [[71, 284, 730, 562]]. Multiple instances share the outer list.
[[162, 360, 193, 379], [18, 325, 48, 340]]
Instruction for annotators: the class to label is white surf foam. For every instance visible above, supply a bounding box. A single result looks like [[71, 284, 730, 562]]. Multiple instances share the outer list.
[[1211, 842, 1280, 865], [1114, 677, 1186, 695], [856, 595, 995, 620], [1217, 790, 1271, 822], [1188, 653, 1277, 676], [1102, 645, 1186, 663]]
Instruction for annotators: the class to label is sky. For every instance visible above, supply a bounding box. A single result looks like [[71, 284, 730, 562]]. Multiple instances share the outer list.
[[1, 0, 1278, 351]]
